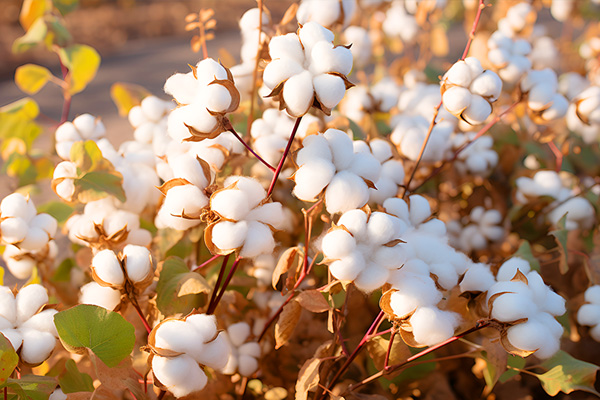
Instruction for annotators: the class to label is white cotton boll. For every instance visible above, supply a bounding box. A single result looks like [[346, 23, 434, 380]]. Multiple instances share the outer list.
[[337, 209, 368, 238], [577, 304, 600, 326], [460, 263, 495, 292], [329, 251, 366, 281], [92, 250, 125, 287], [293, 160, 336, 201], [442, 86, 472, 115], [324, 129, 354, 170], [410, 307, 459, 346], [0, 329, 22, 351], [128, 105, 145, 128], [184, 314, 218, 343], [15, 284, 48, 324], [211, 221, 249, 253], [19, 329, 56, 364], [29, 214, 57, 237], [0, 287, 16, 322], [373, 244, 407, 268], [80, 282, 121, 310], [154, 319, 199, 354], [506, 318, 560, 359], [55, 122, 80, 142], [263, 59, 305, 92], [548, 197, 595, 230], [5, 257, 35, 281], [366, 212, 401, 246], [195, 59, 228, 86], [283, 70, 314, 117], [296, 135, 333, 165], [445, 61, 474, 87], [223, 176, 266, 208], [369, 139, 393, 162], [470, 71, 502, 101], [310, 42, 353, 76], [163, 185, 208, 218], [354, 263, 389, 292], [400, 259, 431, 277], [182, 105, 218, 135], [18, 227, 49, 251], [408, 195, 431, 226], [122, 245, 152, 283], [542, 94, 569, 121], [167, 107, 194, 142], [239, 8, 269, 32], [298, 22, 335, 56], [383, 198, 409, 222], [528, 85, 556, 111], [429, 263, 458, 289], [390, 274, 442, 318], [245, 203, 285, 230], [325, 171, 370, 213], [212, 188, 252, 220], [20, 309, 58, 335], [239, 342, 261, 358], [268, 34, 305, 65], [348, 152, 381, 183], [192, 332, 230, 369], [585, 286, 600, 304], [202, 84, 232, 114], [228, 322, 250, 347], [491, 293, 537, 322], [238, 355, 259, 377], [488, 48, 511, 68], [462, 95, 492, 125], [343, 26, 372, 68], [323, 229, 356, 259], [141, 96, 170, 119], [0, 217, 28, 244], [513, 39, 532, 56], [313, 74, 347, 110], [73, 114, 104, 139], [152, 355, 207, 398], [240, 221, 275, 258], [1, 193, 30, 220]]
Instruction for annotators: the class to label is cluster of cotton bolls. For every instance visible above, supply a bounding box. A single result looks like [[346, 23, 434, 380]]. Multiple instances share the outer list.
[[150, 314, 230, 398], [90, 245, 153, 289], [262, 21, 353, 117], [580, 36, 600, 85], [497, 2, 536, 39], [486, 30, 532, 86], [342, 26, 372, 69], [528, 27, 559, 70], [390, 78, 456, 161], [292, 128, 383, 214], [66, 197, 152, 248], [362, 139, 405, 205], [0, 193, 58, 279], [463, 257, 565, 359], [520, 69, 568, 123], [165, 58, 239, 142], [441, 57, 503, 126], [296, 0, 356, 29], [230, 8, 270, 101], [340, 78, 401, 124], [0, 284, 59, 364], [128, 95, 172, 155], [515, 170, 596, 230], [221, 322, 261, 377], [55, 113, 106, 160], [447, 206, 504, 253], [447, 132, 498, 177], [566, 85, 600, 144], [577, 285, 600, 342], [382, 1, 419, 46], [206, 176, 285, 258]]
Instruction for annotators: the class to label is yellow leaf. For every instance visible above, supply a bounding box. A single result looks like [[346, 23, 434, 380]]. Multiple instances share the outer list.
[[58, 44, 101, 95], [19, 0, 47, 30], [25, 266, 41, 285], [15, 64, 52, 94], [110, 82, 151, 116], [0, 266, 4, 286], [0, 98, 40, 120]]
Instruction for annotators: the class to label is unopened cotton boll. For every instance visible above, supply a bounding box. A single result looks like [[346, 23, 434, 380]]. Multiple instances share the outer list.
[[80, 282, 122, 310], [152, 355, 208, 398]]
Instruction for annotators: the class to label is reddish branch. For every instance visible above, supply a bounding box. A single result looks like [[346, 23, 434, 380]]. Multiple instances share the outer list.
[[267, 116, 303, 197]]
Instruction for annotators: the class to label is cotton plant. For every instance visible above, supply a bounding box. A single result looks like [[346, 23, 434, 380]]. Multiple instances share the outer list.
[[441, 57, 503, 126], [149, 314, 230, 398], [128, 95, 173, 156], [519, 69, 569, 123], [486, 30, 532, 86], [566, 85, 600, 144], [55, 113, 106, 160], [165, 58, 240, 142], [205, 176, 286, 258], [292, 128, 382, 214], [90, 245, 153, 290], [382, 1, 419, 45], [0, 284, 59, 365], [577, 285, 600, 342], [262, 21, 354, 117], [221, 322, 261, 377], [356, 139, 404, 205], [448, 133, 498, 177], [447, 206, 504, 253], [296, 0, 357, 29]]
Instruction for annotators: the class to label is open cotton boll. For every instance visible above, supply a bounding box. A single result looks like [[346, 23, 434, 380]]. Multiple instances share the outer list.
[[462, 95, 492, 125], [282, 71, 314, 117], [239, 7, 270, 32], [310, 42, 353, 76], [223, 176, 266, 208], [296, 135, 333, 165], [528, 85, 556, 111], [366, 212, 402, 246], [348, 152, 381, 183], [506, 317, 561, 359], [0, 217, 28, 244], [211, 190, 252, 221], [152, 355, 207, 398], [92, 250, 125, 287], [410, 307, 459, 346], [154, 319, 200, 354], [408, 195, 431, 226], [122, 245, 152, 283], [238, 354, 259, 377], [325, 171, 370, 213], [239, 221, 276, 258], [195, 58, 228, 86], [470, 71, 502, 101], [443, 86, 472, 115], [15, 284, 48, 324], [20, 309, 57, 335], [202, 84, 232, 113], [29, 214, 57, 237], [354, 264, 389, 292], [585, 286, 600, 304], [460, 263, 495, 292], [322, 229, 357, 259], [80, 282, 121, 310], [445, 61, 474, 87], [19, 329, 56, 364], [577, 304, 600, 326], [1, 193, 32, 220], [390, 274, 442, 318], [227, 322, 251, 347], [324, 129, 354, 170], [329, 251, 366, 281], [542, 94, 569, 121], [190, 332, 230, 369], [0, 287, 16, 322], [547, 197, 595, 230], [163, 185, 208, 218], [338, 209, 369, 239], [496, 257, 531, 281], [245, 203, 285, 230], [211, 221, 249, 252], [491, 293, 537, 322], [262, 58, 305, 90], [18, 227, 49, 251], [293, 160, 336, 201], [298, 22, 335, 56], [313, 74, 346, 110]]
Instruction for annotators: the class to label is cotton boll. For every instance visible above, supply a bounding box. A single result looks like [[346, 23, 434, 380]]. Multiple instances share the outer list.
[[29, 213, 57, 237], [211, 189, 252, 221], [443, 86, 472, 115], [298, 22, 335, 56], [585, 286, 600, 304], [324, 129, 354, 170], [191, 332, 230, 369], [238, 355, 259, 377], [245, 203, 285, 230], [282, 71, 314, 117], [15, 284, 48, 324], [227, 322, 251, 347], [366, 212, 401, 246], [310, 42, 353, 76], [408, 195, 431, 226], [154, 319, 199, 355], [410, 307, 459, 346], [19, 329, 56, 364], [18, 227, 49, 251], [313, 74, 347, 110], [460, 263, 495, 292], [445, 61, 473, 87], [92, 250, 125, 287], [240, 221, 275, 258], [390, 274, 442, 318], [491, 293, 537, 322], [1, 193, 31, 220], [80, 282, 121, 310], [122, 245, 152, 283], [322, 228, 356, 259], [183, 314, 218, 344], [55, 122, 80, 142], [506, 318, 560, 359], [268, 34, 305, 65], [202, 84, 232, 113], [469, 71, 502, 101], [542, 94, 568, 121], [528, 85, 556, 111], [577, 304, 600, 326], [152, 355, 207, 398], [429, 263, 459, 289], [293, 160, 336, 201], [0, 287, 16, 322], [0, 217, 28, 244], [354, 263, 389, 292], [329, 251, 366, 281], [20, 309, 58, 335], [0, 329, 22, 351], [383, 198, 409, 222], [296, 135, 333, 166], [163, 185, 208, 219], [348, 152, 381, 183], [263, 58, 305, 91], [211, 221, 249, 253], [325, 171, 370, 213], [223, 177, 266, 208]]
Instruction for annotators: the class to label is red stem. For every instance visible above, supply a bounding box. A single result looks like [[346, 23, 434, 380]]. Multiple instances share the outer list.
[[192, 254, 221, 271], [547, 141, 563, 172], [129, 293, 152, 334], [461, 0, 487, 60], [207, 254, 230, 313], [258, 292, 295, 341], [207, 255, 242, 314], [226, 120, 275, 171], [59, 60, 71, 124], [267, 117, 302, 197]]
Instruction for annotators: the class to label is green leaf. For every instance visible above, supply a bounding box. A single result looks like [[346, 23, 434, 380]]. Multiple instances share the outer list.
[[52, 0, 79, 15], [37, 201, 74, 225], [550, 214, 569, 274], [110, 82, 151, 116], [69, 140, 104, 171], [0, 333, 19, 386], [52, 258, 75, 282], [534, 350, 600, 396], [58, 44, 101, 95], [15, 64, 52, 94], [58, 359, 94, 393], [54, 304, 135, 368], [75, 170, 126, 203], [2, 153, 37, 186], [12, 17, 47, 54], [348, 118, 365, 141], [499, 355, 526, 383], [154, 228, 185, 259], [513, 240, 540, 272], [46, 15, 72, 47], [156, 257, 207, 316], [4, 375, 56, 400]]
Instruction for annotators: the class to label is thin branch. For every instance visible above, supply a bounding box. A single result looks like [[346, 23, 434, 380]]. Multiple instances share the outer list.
[[226, 119, 275, 171], [461, 0, 487, 61], [547, 140, 563, 172], [267, 116, 303, 197], [207, 254, 230, 314], [59, 60, 71, 124], [207, 255, 242, 314], [258, 292, 295, 342], [192, 254, 221, 272], [129, 293, 152, 334]]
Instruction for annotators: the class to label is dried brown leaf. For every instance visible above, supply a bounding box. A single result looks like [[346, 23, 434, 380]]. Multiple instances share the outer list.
[[156, 178, 193, 196], [177, 272, 211, 296], [367, 335, 411, 371], [275, 300, 302, 349], [295, 358, 321, 400], [296, 290, 330, 313], [280, 3, 298, 26], [272, 247, 300, 290]]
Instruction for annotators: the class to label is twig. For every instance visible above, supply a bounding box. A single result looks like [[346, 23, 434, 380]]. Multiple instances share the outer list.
[[128, 292, 152, 334], [461, 0, 487, 61], [192, 254, 222, 272], [226, 119, 275, 171], [267, 116, 303, 197], [207, 255, 242, 314], [207, 254, 230, 313], [59, 60, 71, 124], [258, 292, 295, 342], [547, 141, 563, 172]]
